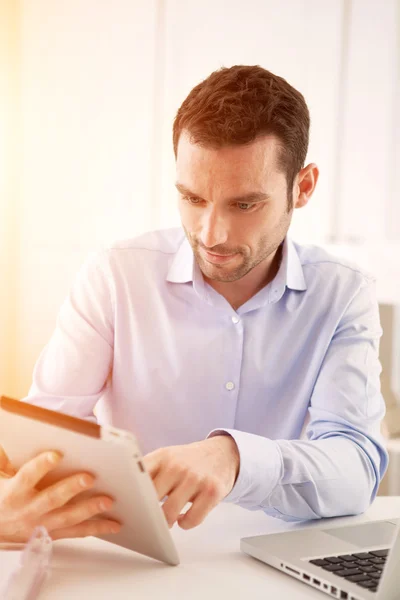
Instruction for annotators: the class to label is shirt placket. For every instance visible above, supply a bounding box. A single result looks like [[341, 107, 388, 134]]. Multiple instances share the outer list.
[[222, 312, 245, 427]]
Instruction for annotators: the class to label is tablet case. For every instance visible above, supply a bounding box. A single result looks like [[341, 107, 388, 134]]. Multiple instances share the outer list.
[[0, 396, 179, 566]]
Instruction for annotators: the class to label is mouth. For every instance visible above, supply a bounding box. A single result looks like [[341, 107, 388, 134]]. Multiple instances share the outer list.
[[202, 249, 237, 265]]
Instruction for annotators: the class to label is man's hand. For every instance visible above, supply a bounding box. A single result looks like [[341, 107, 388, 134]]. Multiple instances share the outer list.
[[143, 435, 240, 530], [0, 445, 121, 543]]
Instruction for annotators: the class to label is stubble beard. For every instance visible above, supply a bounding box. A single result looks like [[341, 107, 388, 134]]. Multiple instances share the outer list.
[[188, 232, 283, 284], [183, 210, 292, 284]]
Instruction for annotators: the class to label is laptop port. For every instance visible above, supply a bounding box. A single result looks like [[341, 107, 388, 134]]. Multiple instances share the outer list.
[[285, 566, 300, 576], [340, 593, 348, 600], [313, 579, 321, 586], [303, 574, 310, 581], [331, 587, 337, 596]]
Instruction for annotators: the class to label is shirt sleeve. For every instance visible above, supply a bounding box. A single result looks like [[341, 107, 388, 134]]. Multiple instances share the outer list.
[[208, 277, 389, 520], [22, 250, 114, 422]]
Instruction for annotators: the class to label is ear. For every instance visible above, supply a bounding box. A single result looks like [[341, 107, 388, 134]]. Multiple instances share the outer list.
[[293, 163, 319, 209]]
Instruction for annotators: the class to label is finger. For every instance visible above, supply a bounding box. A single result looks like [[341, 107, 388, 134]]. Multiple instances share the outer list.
[[177, 487, 220, 530], [0, 445, 10, 470], [41, 495, 115, 532], [27, 472, 95, 518], [0, 469, 15, 480], [142, 451, 162, 479], [161, 477, 199, 528], [9, 451, 63, 496], [152, 469, 179, 502], [0, 446, 16, 476], [50, 518, 121, 541]]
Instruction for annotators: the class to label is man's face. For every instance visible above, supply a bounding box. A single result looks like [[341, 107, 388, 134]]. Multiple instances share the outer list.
[[176, 132, 294, 284]]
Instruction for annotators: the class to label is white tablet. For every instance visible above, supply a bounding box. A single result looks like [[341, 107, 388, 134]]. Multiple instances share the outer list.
[[0, 396, 179, 566]]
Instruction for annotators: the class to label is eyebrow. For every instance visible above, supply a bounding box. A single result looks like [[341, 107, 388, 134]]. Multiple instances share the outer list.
[[175, 183, 271, 203]]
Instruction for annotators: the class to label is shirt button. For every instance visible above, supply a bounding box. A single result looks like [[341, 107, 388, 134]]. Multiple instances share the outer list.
[[225, 382, 235, 391], [231, 316, 240, 324]]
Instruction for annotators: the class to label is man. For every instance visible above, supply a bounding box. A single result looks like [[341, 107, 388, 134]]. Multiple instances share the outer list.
[[0, 65, 388, 543]]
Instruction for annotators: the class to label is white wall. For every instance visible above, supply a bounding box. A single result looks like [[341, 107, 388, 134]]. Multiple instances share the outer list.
[[156, 0, 400, 246], [335, 0, 399, 243], [156, 0, 344, 245], [14, 0, 159, 397], [5, 0, 400, 397], [0, 0, 19, 396]]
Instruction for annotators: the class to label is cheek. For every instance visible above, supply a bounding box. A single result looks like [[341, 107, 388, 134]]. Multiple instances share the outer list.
[[179, 205, 209, 235], [258, 205, 287, 231], [182, 210, 199, 232], [239, 213, 271, 238], [178, 202, 194, 225], [243, 210, 286, 249]]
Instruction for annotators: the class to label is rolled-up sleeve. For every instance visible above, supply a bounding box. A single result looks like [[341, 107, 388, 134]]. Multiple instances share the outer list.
[[23, 250, 114, 421], [209, 278, 388, 520]]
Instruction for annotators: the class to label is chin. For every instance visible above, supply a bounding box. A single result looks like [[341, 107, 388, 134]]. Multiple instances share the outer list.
[[201, 263, 244, 283]]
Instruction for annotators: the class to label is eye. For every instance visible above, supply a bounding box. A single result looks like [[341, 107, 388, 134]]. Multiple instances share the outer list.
[[183, 195, 201, 205], [237, 202, 256, 211]]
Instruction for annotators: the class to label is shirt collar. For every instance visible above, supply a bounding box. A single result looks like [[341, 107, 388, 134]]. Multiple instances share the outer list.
[[166, 235, 194, 284], [166, 235, 211, 303], [166, 233, 307, 303], [268, 237, 307, 303]]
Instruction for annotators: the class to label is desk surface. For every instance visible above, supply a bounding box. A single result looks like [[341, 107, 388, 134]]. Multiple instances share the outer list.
[[40, 497, 400, 599]]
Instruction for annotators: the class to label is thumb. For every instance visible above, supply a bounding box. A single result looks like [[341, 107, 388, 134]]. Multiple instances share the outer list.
[[0, 445, 17, 477]]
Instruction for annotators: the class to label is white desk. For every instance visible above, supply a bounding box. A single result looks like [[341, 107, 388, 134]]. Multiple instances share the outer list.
[[39, 497, 400, 599]]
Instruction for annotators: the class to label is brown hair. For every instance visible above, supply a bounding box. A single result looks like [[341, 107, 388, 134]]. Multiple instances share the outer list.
[[173, 65, 310, 210]]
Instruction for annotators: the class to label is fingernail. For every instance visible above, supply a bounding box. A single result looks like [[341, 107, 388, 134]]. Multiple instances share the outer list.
[[48, 451, 62, 464], [100, 499, 113, 511], [80, 475, 93, 487]]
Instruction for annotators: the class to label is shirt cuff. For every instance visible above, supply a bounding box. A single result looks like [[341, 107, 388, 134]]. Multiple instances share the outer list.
[[207, 428, 283, 508]]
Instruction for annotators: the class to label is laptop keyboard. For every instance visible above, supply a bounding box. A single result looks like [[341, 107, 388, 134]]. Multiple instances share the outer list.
[[309, 549, 388, 593]]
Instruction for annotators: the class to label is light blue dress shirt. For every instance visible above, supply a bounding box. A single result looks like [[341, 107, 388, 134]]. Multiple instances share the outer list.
[[24, 228, 388, 521]]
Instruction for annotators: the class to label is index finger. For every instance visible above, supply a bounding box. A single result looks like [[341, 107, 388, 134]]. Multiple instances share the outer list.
[[142, 450, 163, 479], [9, 450, 63, 496]]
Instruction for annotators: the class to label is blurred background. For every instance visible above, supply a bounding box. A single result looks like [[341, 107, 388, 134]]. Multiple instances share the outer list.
[[0, 0, 399, 482]]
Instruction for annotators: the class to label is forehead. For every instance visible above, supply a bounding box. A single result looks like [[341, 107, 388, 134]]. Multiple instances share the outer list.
[[176, 131, 282, 183]]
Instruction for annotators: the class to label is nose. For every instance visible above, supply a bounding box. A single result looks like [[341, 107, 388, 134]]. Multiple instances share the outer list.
[[199, 208, 228, 249]]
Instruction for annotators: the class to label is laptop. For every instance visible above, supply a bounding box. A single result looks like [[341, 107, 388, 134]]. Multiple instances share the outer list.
[[241, 518, 400, 599]]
